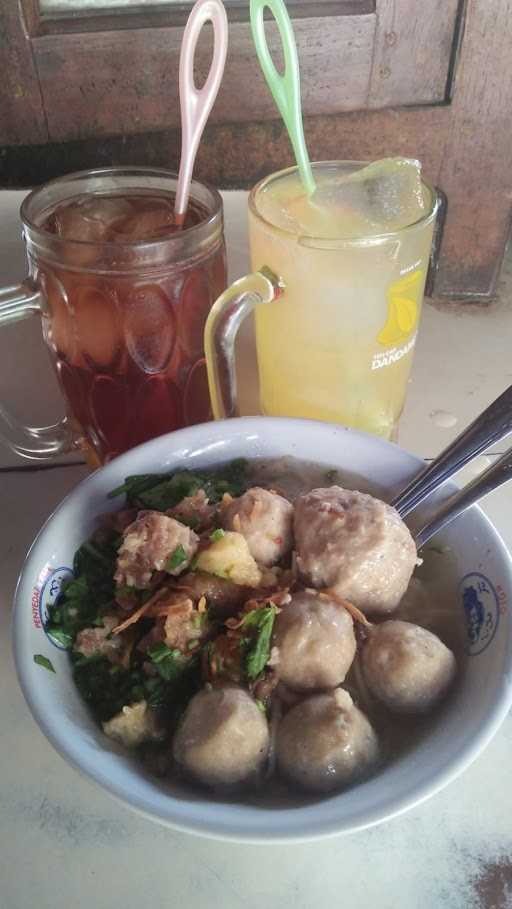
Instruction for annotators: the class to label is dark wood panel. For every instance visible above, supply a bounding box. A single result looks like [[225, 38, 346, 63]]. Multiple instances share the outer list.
[[368, 0, 460, 107], [35, 1, 375, 33], [435, 0, 512, 296], [0, 2, 47, 145], [33, 15, 377, 140], [2, 0, 510, 301]]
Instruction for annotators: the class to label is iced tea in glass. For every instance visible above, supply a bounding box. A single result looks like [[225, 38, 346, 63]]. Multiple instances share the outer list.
[[20, 168, 226, 464]]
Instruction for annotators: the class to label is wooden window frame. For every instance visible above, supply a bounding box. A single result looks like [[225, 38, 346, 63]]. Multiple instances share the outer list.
[[28, 1, 375, 35], [4, 0, 512, 302], [7, 0, 461, 149]]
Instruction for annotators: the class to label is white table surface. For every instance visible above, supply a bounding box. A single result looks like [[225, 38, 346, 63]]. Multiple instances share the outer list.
[[1, 190, 512, 909]]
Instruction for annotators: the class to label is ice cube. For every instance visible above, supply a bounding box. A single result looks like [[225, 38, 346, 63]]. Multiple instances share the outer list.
[[114, 202, 176, 241], [311, 158, 428, 236], [259, 178, 377, 239], [285, 192, 348, 238], [257, 183, 307, 235], [55, 195, 134, 265], [55, 195, 133, 242]]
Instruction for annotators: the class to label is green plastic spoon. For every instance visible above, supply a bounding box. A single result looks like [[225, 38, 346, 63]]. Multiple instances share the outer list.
[[250, 0, 315, 195]]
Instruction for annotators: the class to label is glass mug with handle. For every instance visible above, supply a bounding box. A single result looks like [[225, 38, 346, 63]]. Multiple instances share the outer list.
[[205, 160, 439, 440], [0, 167, 226, 465]]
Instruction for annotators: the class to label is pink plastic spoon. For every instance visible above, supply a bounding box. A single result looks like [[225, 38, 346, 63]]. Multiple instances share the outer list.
[[174, 0, 228, 227]]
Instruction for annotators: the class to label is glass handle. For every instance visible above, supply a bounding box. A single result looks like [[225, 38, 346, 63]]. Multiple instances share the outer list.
[[204, 268, 282, 419], [0, 281, 76, 461]]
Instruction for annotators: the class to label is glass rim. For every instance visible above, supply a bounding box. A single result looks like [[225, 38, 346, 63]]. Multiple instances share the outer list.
[[20, 165, 224, 251], [248, 160, 439, 246]]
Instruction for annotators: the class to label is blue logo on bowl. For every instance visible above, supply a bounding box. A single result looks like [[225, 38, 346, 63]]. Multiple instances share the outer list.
[[459, 572, 500, 656], [39, 567, 74, 649]]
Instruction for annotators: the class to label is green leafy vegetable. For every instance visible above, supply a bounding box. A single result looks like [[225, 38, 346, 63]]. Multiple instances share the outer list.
[[47, 628, 73, 649], [132, 472, 203, 511], [255, 699, 266, 714], [108, 473, 168, 500], [45, 529, 120, 649], [73, 648, 200, 723], [240, 604, 277, 681], [34, 654, 55, 673], [165, 544, 188, 573], [108, 460, 249, 511], [210, 528, 225, 543], [148, 643, 191, 681], [146, 644, 202, 719], [72, 655, 147, 722]]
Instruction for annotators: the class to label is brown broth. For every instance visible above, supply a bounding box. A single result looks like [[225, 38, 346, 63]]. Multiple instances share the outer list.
[[142, 457, 465, 805]]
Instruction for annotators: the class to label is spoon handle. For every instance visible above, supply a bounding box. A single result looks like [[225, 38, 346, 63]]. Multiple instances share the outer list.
[[414, 446, 512, 548], [250, 0, 315, 195], [175, 0, 228, 225], [392, 383, 512, 518]]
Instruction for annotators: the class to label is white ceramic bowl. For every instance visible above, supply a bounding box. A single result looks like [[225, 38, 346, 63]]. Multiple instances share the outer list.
[[12, 417, 512, 842]]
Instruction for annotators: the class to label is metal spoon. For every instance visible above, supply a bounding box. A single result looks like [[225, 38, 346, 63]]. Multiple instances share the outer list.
[[413, 445, 512, 548], [392, 383, 512, 518]]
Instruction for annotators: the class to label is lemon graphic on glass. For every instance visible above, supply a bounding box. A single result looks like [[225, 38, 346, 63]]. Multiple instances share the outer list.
[[377, 269, 423, 347]]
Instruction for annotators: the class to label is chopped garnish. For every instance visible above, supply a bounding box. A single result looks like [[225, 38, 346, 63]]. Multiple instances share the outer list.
[[111, 587, 170, 634], [47, 628, 73, 649], [320, 589, 373, 628], [34, 654, 55, 673], [241, 604, 278, 681], [255, 699, 266, 713], [44, 529, 120, 646], [165, 544, 188, 573], [148, 642, 192, 682], [108, 473, 167, 500], [197, 596, 207, 614], [108, 460, 248, 510], [210, 528, 225, 543]]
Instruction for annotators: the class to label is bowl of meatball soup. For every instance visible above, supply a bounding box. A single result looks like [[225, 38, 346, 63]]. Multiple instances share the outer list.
[[13, 417, 512, 841]]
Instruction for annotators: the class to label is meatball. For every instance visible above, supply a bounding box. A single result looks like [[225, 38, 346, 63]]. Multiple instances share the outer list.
[[74, 615, 124, 663], [115, 511, 199, 589], [362, 620, 456, 714], [173, 687, 269, 787], [272, 590, 356, 692], [294, 486, 417, 614], [276, 689, 379, 793], [221, 487, 293, 566]]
